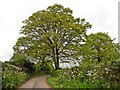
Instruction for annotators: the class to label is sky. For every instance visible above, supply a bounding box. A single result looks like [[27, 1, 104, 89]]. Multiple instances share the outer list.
[[0, 0, 119, 62]]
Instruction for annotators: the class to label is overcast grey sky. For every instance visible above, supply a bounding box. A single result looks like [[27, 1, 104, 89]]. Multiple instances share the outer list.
[[0, 0, 119, 61]]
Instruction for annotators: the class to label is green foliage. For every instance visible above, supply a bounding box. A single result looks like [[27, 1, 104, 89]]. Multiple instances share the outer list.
[[42, 62, 54, 74], [33, 61, 54, 74], [11, 53, 26, 68], [2, 63, 30, 90], [80, 60, 120, 88], [82, 32, 119, 62], [33, 63, 41, 72], [48, 77, 58, 88], [50, 69, 63, 77], [23, 60, 35, 73], [11, 53, 35, 73]]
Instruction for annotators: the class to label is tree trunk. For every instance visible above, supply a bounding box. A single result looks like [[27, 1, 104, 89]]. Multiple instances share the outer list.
[[52, 47, 60, 70], [56, 46, 59, 70], [55, 61, 59, 70], [48, 37, 60, 70]]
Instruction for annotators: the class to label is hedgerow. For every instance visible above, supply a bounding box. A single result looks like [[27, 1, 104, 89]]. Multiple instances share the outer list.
[[2, 63, 30, 90]]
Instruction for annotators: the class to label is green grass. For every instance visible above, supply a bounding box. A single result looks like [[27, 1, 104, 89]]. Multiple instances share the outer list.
[[48, 77, 60, 88], [48, 76, 105, 88]]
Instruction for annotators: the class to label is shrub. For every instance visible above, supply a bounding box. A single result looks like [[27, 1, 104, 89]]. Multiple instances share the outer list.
[[33, 61, 54, 74], [48, 59, 120, 88], [2, 63, 30, 90]]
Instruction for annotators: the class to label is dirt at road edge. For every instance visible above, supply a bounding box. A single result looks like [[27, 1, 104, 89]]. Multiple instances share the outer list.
[[17, 74, 53, 90]]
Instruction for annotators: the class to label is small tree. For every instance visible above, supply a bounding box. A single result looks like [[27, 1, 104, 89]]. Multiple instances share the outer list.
[[82, 32, 119, 63]]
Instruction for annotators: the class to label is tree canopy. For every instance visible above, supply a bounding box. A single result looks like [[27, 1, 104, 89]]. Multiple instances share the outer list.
[[13, 4, 91, 69], [82, 32, 120, 63]]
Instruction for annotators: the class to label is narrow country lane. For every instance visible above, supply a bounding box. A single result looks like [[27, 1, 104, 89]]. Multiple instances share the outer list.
[[17, 75, 52, 90]]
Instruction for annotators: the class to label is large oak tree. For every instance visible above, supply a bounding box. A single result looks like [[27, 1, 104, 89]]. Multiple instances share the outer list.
[[13, 4, 91, 69]]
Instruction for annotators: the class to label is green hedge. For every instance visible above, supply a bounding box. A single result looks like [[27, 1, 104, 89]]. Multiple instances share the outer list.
[[48, 60, 120, 88], [2, 63, 30, 90]]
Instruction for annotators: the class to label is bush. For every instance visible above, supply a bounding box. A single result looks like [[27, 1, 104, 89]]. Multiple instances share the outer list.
[[2, 63, 30, 90], [33, 61, 54, 74], [79, 60, 120, 88], [48, 59, 120, 88]]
